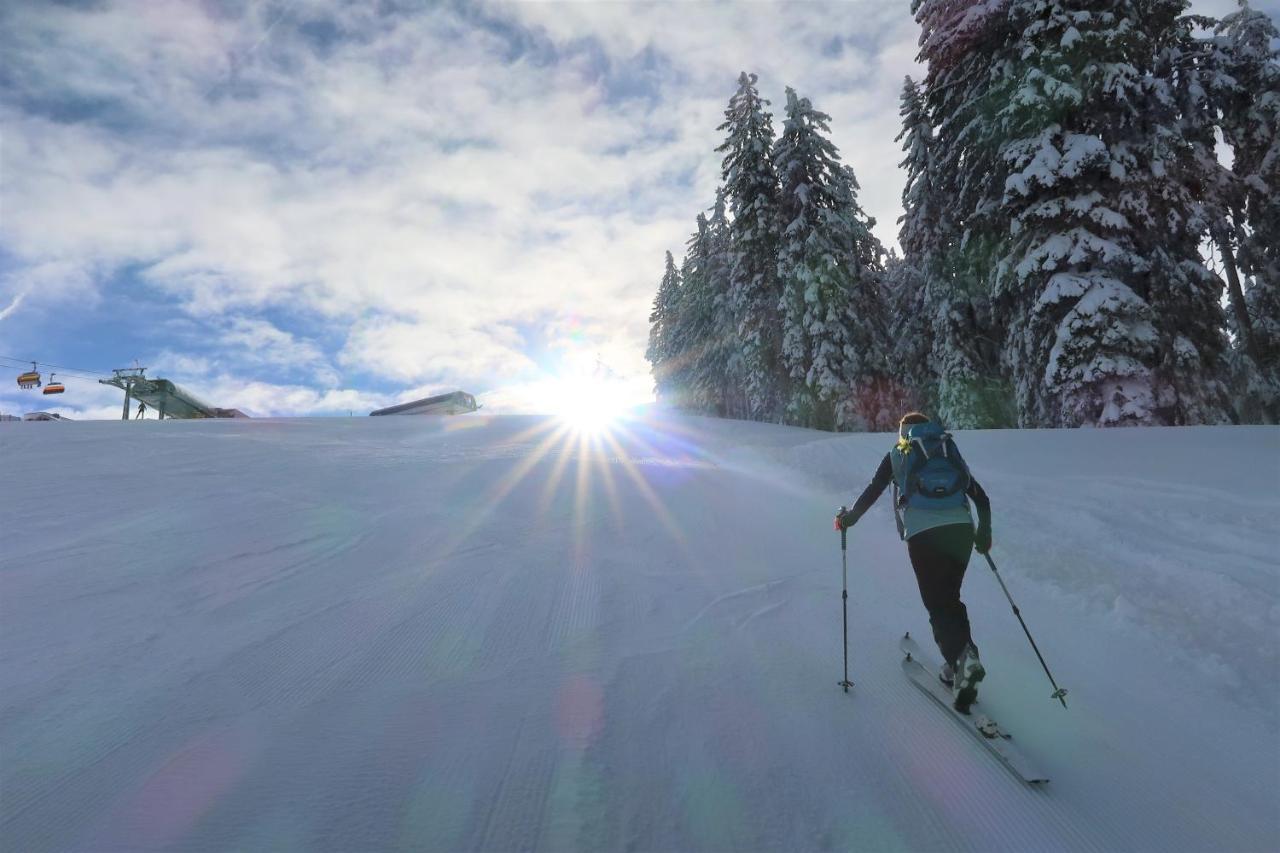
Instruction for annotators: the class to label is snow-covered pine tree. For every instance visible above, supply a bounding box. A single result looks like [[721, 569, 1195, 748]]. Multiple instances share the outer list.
[[1170, 9, 1253, 410], [829, 162, 893, 430], [706, 189, 742, 417], [907, 2, 1016, 428], [1136, 2, 1234, 424], [717, 72, 783, 421], [645, 251, 682, 403], [1212, 2, 1280, 421], [887, 78, 940, 418], [670, 213, 720, 414], [772, 88, 887, 430], [881, 251, 935, 417], [896, 77, 941, 263], [993, 0, 1232, 426]]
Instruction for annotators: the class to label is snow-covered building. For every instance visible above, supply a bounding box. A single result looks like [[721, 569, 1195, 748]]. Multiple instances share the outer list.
[[370, 391, 478, 417]]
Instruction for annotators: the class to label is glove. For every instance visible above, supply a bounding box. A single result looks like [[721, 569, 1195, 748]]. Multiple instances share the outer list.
[[834, 510, 855, 531], [974, 524, 992, 554]]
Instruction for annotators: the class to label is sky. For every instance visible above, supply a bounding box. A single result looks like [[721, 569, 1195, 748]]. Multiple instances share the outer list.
[[0, 0, 1257, 420]]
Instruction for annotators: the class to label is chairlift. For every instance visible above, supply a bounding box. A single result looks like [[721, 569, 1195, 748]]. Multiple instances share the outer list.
[[43, 373, 65, 395], [17, 362, 41, 389]]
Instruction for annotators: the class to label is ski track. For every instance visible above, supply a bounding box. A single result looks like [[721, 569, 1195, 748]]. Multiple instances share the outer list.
[[1, 415, 1276, 851]]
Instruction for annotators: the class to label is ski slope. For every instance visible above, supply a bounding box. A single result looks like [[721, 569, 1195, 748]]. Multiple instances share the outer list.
[[2, 413, 1277, 852]]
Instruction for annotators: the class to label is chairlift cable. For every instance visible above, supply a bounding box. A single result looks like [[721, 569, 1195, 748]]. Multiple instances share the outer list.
[[0, 355, 112, 379], [0, 365, 103, 385]]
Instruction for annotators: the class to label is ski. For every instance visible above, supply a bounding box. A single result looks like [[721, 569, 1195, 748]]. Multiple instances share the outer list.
[[900, 632, 1049, 785]]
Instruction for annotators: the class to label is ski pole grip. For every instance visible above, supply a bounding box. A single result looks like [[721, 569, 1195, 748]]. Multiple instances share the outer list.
[[838, 505, 847, 550]]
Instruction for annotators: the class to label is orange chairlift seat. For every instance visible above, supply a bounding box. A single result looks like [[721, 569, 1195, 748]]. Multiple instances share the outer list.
[[43, 373, 65, 395], [17, 362, 41, 389]]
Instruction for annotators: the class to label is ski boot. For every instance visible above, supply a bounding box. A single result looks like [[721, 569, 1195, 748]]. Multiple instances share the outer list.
[[952, 643, 985, 714]]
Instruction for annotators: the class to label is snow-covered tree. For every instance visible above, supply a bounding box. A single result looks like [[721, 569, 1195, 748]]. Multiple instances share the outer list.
[[907, 1, 1016, 428], [706, 190, 742, 417], [881, 251, 935, 418], [896, 77, 942, 263], [717, 72, 783, 421], [993, 0, 1232, 426], [771, 88, 888, 430], [1209, 2, 1280, 421], [645, 251, 682, 403], [669, 213, 720, 414]]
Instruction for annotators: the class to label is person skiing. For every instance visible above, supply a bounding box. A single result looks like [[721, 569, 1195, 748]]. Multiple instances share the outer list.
[[835, 412, 992, 712]]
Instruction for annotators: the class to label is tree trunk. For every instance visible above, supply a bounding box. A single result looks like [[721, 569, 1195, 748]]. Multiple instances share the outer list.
[[1213, 224, 1260, 365]]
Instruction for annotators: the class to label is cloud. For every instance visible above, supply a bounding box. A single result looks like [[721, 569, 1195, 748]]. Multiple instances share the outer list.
[[0, 291, 24, 321]]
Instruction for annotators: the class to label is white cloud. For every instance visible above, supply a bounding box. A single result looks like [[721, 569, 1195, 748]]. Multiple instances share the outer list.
[[0, 291, 25, 321]]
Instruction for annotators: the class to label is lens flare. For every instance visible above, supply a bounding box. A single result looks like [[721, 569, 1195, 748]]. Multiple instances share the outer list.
[[550, 361, 640, 433]]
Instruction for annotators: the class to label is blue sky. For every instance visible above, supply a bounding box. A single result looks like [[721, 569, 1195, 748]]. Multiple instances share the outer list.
[[0, 0, 1248, 418]]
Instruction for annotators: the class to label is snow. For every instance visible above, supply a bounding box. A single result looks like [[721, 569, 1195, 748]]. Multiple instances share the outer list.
[[2, 413, 1277, 852]]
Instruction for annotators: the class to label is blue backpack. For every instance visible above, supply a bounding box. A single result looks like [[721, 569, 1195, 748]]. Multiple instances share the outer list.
[[889, 422, 971, 534]]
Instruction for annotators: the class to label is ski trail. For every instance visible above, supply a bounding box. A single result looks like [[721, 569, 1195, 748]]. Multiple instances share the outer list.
[[682, 576, 796, 631], [1, 416, 1275, 852]]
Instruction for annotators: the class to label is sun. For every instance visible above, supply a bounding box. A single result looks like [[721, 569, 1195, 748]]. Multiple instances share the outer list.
[[550, 357, 643, 433]]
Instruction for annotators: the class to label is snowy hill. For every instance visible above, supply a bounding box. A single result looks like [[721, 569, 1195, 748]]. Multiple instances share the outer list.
[[1, 413, 1276, 852]]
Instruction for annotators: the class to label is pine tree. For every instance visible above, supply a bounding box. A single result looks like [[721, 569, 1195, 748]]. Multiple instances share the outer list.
[[706, 190, 741, 417], [645, 251, 682, 403], [890, 78, 941, 420], [907, 2, 1015, 428], [830, 163, 893, 430], [1216, 2, 1280, 307], [773, 89, 840, 427], [896, 77, 941, 262], [881, 252, 935, 417], [717, 72, 783, 421], [1212, 2, 1280, 421], [670, 214, 719, 414], [771, 88, 889, 430], [993, 0, 1232, 426]]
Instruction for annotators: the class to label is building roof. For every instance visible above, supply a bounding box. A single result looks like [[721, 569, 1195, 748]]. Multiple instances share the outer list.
[[370, 391, 475, 417]]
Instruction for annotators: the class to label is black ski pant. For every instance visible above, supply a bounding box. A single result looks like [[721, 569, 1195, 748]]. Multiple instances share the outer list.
[[906, 523, 976, 668]]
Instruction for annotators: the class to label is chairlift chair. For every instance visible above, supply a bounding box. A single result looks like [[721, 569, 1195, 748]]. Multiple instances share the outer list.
[[43, 373, 65, 395], [17, 362, 41, 389]]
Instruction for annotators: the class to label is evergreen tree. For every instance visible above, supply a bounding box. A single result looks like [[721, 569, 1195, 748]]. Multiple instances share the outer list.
[[706, 190, 741, 417], [829, 162, 893, 430], [993, 0, 1232, 426], [670, 214, 719, 414], [895, 77, 941, 262], [907, 2, 1015, 427], [717, 72, 783, 421], [772, 88, 888, 430], [1212, 2, 1280, 421], [645, 251, 682, 403], [889, 78, 941, 420], [881, 251, 934, 420], [1215, 2, 1280, 307]]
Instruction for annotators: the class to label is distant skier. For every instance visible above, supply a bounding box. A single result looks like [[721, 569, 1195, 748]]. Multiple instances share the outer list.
[[835, 412, 992, 712]]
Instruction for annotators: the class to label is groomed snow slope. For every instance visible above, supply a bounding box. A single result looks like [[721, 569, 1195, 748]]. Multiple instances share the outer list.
[[2, 413, 1276, 852]]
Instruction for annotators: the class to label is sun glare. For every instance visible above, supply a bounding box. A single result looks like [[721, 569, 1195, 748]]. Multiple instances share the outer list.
[[550, 358, 641, 433]]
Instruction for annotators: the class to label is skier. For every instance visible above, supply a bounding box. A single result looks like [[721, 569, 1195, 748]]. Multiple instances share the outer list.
[[835, 412, 992, 712]]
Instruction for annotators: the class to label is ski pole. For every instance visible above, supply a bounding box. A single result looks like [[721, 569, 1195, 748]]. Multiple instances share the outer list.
[[982, 552, 1068, 708], [838, 506, 853, 692]]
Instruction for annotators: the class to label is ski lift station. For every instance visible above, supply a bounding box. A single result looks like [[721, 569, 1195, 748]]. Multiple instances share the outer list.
[[98, 368, 248, 420], [370, 391, 479, 417]]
